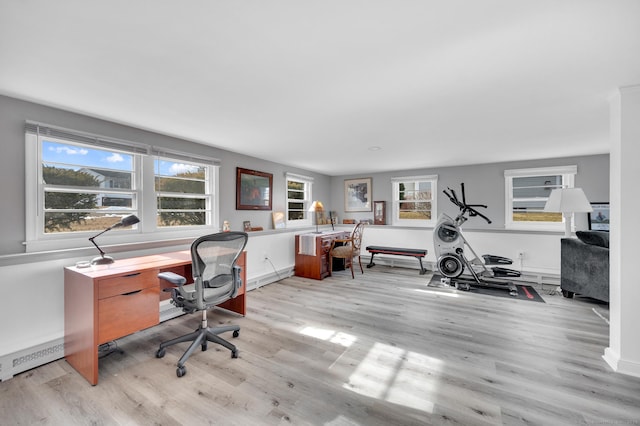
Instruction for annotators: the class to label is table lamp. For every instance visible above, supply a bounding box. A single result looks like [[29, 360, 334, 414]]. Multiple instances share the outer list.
[[308, 200, 324, 234], [89, 214, 140, 264], [544, 188, 592, 237]]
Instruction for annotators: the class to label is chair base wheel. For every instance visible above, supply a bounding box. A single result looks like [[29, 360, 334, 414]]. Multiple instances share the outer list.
[[231, 349, 239, 358], [156, 348, 165, 358], [176, 366, 186, 377], [233, 330, 240, 338]]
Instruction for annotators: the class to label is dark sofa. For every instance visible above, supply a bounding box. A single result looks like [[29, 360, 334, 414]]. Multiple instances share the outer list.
[[560, 231, 609, 302]]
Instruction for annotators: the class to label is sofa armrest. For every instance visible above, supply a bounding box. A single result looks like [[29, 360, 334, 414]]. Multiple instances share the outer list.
[[561, 238, 609, 302]]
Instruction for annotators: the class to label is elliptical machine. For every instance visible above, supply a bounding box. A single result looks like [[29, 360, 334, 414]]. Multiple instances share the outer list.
[[433, 183, 521, 296]]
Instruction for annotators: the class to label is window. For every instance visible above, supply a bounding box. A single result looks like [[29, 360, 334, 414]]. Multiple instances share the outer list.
[[40, 139, 139, 234], [391, 175, 437, 226], [504, 165, 577, 230], [286, 173, 313, 227], [25, 122, 219, 252], [154, 151, 214, 228]]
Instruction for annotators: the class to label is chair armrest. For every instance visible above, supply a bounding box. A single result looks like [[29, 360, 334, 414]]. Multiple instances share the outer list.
[[158, 271, 187, 286], [230, 265, 243, 298]]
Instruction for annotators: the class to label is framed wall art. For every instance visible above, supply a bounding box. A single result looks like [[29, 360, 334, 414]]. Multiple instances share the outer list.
[[236, 167, 273, 210], [272, 211, 286, 229], [344, 177, 372, 212], [374, 201, 386, 225], [588, 202, 610, 231]]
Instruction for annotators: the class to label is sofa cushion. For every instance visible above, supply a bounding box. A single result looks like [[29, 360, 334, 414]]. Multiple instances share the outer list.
[[576, 230, 610, 248]]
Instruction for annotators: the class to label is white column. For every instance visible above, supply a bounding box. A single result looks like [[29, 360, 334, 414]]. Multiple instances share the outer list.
[[604, 85, 640, 377]]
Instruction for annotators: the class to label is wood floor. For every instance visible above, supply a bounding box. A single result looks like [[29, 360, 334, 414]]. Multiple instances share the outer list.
[[2, 266, 639, 425]]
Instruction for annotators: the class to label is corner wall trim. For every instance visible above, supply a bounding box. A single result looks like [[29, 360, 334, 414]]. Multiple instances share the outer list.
[[603, 347, 640, 379]]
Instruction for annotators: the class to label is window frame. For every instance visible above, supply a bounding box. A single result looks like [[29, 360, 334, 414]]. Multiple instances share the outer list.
[[504, 165, 577, 231], [153, 154, 215, 230], [391, 175, 438, 227], [285, 172, 313, 228], [25, 122, 219, 253]]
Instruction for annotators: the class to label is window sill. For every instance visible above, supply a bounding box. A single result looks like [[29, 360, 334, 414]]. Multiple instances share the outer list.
[[1, 236, 197, 267]]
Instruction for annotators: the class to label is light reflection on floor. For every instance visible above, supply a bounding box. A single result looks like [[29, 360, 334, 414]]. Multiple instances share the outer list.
[[300, 326, 357, 347], [343, 342, 440, 414], [414, 288, 461, 298], [299, 325, 441, 415]]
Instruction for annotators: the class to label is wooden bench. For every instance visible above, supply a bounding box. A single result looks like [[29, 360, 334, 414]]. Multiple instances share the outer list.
[[365, 246, 428, 275]]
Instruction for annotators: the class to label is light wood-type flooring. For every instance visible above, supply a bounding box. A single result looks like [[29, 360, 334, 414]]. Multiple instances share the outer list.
[[1, 266, 639, 425]]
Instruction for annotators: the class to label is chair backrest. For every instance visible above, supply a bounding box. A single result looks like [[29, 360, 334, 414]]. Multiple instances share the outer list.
[[191, 232, 248, 296], [350, 222, 365, 254]]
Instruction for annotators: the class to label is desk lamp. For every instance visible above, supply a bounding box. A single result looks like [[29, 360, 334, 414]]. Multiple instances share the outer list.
[[309, 201, 324, 233], [544, 188, 592, 237], [89, 214, 140, 265]]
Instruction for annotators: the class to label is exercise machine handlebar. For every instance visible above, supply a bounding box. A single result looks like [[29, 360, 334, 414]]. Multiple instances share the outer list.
[[443, 183, 492, 224]]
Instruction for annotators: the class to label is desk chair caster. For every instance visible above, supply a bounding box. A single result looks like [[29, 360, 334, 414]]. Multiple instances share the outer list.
[[155, 329, 241, 377]]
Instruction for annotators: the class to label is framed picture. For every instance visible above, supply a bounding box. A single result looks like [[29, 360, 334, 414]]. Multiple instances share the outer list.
[[588, 202, 610, 231], [243, 220, 252, 232], [344, 177, 372, 212], [236, 167, 272, 210], [374, 201, 386, 225], [272, 211, 286, 229]]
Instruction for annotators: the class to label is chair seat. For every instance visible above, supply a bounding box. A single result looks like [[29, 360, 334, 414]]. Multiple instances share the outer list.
[[179, 282, 234, 304], [331, 245, 355, 257], [329, 222, 365, 279]]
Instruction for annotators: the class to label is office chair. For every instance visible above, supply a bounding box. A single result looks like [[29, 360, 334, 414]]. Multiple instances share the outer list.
[[155, 232, 248, 377], [329, 222, 366, 279]]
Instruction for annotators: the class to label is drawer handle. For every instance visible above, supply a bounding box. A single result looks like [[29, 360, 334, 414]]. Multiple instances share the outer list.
[[122, 290, 142, 296], [123, 272, 142, 278]]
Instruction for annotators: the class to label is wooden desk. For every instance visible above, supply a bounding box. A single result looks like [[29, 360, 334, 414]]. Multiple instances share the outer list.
[[294, 231, 349, 280], [64, 250, 246, 385]]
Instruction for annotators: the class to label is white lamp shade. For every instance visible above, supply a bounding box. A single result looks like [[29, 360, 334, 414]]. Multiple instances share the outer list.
[[308, 200, 324, 212], [544, 188, 593, 213]]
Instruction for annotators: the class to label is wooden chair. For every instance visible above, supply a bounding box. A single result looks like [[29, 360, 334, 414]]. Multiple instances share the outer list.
[[329, 222, 366, 279]]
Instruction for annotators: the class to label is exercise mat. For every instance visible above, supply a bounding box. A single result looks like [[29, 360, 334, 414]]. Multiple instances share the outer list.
[[428, 275, 545, 303]]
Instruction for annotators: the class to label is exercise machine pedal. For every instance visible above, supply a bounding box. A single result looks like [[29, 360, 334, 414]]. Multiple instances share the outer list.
[[482, 254, 514, 265], [492, 267, 521, 277]]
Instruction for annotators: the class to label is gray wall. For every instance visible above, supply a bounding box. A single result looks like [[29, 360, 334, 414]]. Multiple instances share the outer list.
[[0, 95, 331, 256], [331, 156, 609, 229], [1, 94, 609, 257]]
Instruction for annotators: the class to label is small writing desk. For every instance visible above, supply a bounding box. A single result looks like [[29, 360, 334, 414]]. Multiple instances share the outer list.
[[64, 250, 246, 385], [294, 231, 349, 279]]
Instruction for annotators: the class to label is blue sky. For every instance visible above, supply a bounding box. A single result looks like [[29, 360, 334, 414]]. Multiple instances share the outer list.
[[42, 140, 200, 176], [43, 140, 132, 171]]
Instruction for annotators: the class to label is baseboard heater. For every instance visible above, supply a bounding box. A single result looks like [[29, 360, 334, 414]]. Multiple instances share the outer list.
[[0, 337, 65, 382]]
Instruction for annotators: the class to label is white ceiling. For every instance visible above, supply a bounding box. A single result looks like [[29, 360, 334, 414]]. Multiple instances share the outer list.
[[1, 1, 639, 176]]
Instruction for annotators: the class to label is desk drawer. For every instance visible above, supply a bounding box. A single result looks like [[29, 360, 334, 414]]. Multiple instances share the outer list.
[[98, 270, 157, 300], [98, 287, 160, 344]]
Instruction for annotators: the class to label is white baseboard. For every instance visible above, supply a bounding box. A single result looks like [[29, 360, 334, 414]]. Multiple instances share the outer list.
[[247, 266, 294, 291], [0, 336, 65, 381], [159, 299, 185, 322], [603, 347, 640, 379]]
